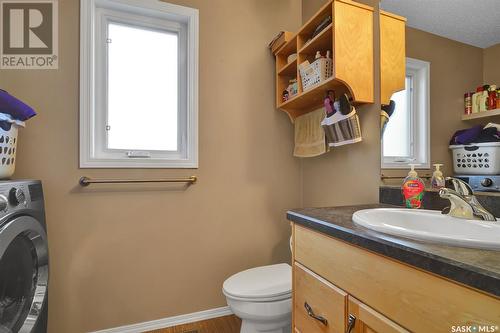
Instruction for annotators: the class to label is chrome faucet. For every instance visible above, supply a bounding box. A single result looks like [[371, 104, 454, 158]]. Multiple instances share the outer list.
[[439, 177, 496, 222]]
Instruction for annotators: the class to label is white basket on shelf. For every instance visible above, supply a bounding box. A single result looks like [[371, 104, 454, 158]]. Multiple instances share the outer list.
[[299, 57, 333, 91]]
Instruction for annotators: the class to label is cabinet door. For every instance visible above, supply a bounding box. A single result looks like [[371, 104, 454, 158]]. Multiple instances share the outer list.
[[347, 297, 409, 333], [294, 262, 347, 333], [380, 10, 406, 105]]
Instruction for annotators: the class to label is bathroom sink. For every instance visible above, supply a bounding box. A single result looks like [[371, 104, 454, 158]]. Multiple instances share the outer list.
[[352, 208, 500, 250]]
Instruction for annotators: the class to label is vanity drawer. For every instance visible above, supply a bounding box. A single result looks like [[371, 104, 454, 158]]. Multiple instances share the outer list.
[[294, 224, 500, 332], [294, 262, 347, 333], [348, 296, 409, 333]]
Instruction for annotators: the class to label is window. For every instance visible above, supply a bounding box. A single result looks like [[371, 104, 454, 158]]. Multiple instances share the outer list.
[[80, 0, 198, 168], [382, 58, 430, 169]]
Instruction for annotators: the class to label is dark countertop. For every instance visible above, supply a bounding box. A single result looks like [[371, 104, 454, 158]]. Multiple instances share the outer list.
[[287, 204, 500, 297]]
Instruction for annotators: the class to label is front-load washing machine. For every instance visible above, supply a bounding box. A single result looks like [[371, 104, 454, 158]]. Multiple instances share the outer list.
[[0, 180, 48, 333]]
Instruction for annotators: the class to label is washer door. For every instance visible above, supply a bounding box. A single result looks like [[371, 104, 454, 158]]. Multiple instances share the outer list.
[[0, 216, 48, 333]]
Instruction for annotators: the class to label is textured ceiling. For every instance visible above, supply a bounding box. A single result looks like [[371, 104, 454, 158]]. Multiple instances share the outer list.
[[380, 0, 500, 48]]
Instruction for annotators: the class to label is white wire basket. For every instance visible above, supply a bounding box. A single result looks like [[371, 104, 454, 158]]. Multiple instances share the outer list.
[[0, 124, 19, 179], [299, 57, 333, 91]]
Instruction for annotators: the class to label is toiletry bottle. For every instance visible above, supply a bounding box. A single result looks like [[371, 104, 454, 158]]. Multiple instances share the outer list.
[[497, 89, 500, 109], [464, 92, 473, 115], [488, 85, 497, 110], [472, 86, 484, 113], [402, 164, 425, 209], [431, 164, 445, 189], [479, 90, 489, 112]]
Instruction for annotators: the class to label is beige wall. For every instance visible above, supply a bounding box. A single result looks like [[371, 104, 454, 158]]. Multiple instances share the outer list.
[[300, 0, 381, 207], [484, 43, 500, 85], [0, 0, 302, 331]]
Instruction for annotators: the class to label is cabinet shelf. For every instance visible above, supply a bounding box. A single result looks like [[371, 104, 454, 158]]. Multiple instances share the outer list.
[[462, 108, 500, 121], [298, 23, 333, 55], [279, 77, 350, 119], [298, 1, 333, 37], [276, 36, 297, 57], [278, 60, 297, 77]]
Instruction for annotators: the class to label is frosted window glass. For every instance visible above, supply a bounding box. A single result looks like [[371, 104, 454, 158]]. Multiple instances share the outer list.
[[383, 76, 412, 158], [107, 23, 178, 151]]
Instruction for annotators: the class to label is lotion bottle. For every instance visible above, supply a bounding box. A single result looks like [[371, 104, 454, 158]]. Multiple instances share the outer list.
[[402, 164, 425, 209], [431, 164, 445, 189]]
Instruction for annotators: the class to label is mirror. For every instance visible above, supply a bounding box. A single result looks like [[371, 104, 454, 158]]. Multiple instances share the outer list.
[[379, 0, 500, 193]]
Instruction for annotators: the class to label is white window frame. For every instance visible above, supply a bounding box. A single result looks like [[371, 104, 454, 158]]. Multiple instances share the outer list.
[[80, 0, 198, 168], [382, 57, 430, 169]]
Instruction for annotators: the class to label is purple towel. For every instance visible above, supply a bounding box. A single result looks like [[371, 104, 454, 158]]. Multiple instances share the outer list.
[[0, 89, 36, 121], [449, 125, 483, 145]]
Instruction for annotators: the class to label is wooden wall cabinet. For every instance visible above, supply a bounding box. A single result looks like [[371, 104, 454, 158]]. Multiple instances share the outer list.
[[291, 224, 500, 333], [275, 0, 374, 120], [380, 10, 406, 105]]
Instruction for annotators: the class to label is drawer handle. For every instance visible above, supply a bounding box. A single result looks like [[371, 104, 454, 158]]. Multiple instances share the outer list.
[[346, 314, 356, 333], [304, 302, 328, 326]]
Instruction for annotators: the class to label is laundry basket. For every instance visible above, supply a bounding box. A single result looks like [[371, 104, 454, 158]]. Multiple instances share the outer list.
[[0, 123, 19, 178], [299, 57, 333, 91], [450, 142, 500, 175]]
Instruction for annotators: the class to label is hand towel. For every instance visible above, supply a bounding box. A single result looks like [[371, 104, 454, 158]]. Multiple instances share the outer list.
[[0, 90, 36, 121], [293, 108, 327, 157]]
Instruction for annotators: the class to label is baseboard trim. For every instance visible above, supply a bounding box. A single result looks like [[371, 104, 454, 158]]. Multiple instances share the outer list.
[[91, 306, 233, 333]]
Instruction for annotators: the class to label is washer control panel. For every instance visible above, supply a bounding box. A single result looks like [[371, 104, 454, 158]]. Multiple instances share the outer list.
[[0, 183, 30, 214], [9, 187, 26, 206], [455, 175, 500, 192]]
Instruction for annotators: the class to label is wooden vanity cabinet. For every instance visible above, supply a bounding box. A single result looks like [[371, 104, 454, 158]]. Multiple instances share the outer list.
[[291, 223, 500, 332]]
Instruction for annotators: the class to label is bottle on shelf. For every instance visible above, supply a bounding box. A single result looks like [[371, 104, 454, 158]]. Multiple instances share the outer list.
[[464, 92, 473, 115], [497, 89, 500, 109], [488, 85, 497, 110], [471, 86, 483, 114], [479, 90, 489, 112]]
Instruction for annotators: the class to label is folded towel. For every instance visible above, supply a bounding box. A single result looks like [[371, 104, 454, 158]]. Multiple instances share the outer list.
[[0, 89, 36, 121], [294, 108, 327, 158], [449, 124, 500, 145]]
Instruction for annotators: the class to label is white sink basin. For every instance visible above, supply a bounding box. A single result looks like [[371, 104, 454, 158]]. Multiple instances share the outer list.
[[352, 208, 500, 250]]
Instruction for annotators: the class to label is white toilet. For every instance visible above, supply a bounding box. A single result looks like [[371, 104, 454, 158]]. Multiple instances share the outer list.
[[223, 263, 292, 333]]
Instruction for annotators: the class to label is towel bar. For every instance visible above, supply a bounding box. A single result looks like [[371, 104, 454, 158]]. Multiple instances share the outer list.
[[380, 174, 431, 180], [79, 176, 197, 187]]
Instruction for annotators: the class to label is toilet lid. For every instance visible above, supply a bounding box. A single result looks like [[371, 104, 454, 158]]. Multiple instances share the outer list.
[[223, 263, 291, 300]]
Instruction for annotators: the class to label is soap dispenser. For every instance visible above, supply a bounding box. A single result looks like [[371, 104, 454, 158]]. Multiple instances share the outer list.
[[402, 164, 425, 209], [431, 164, 445, 189]]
